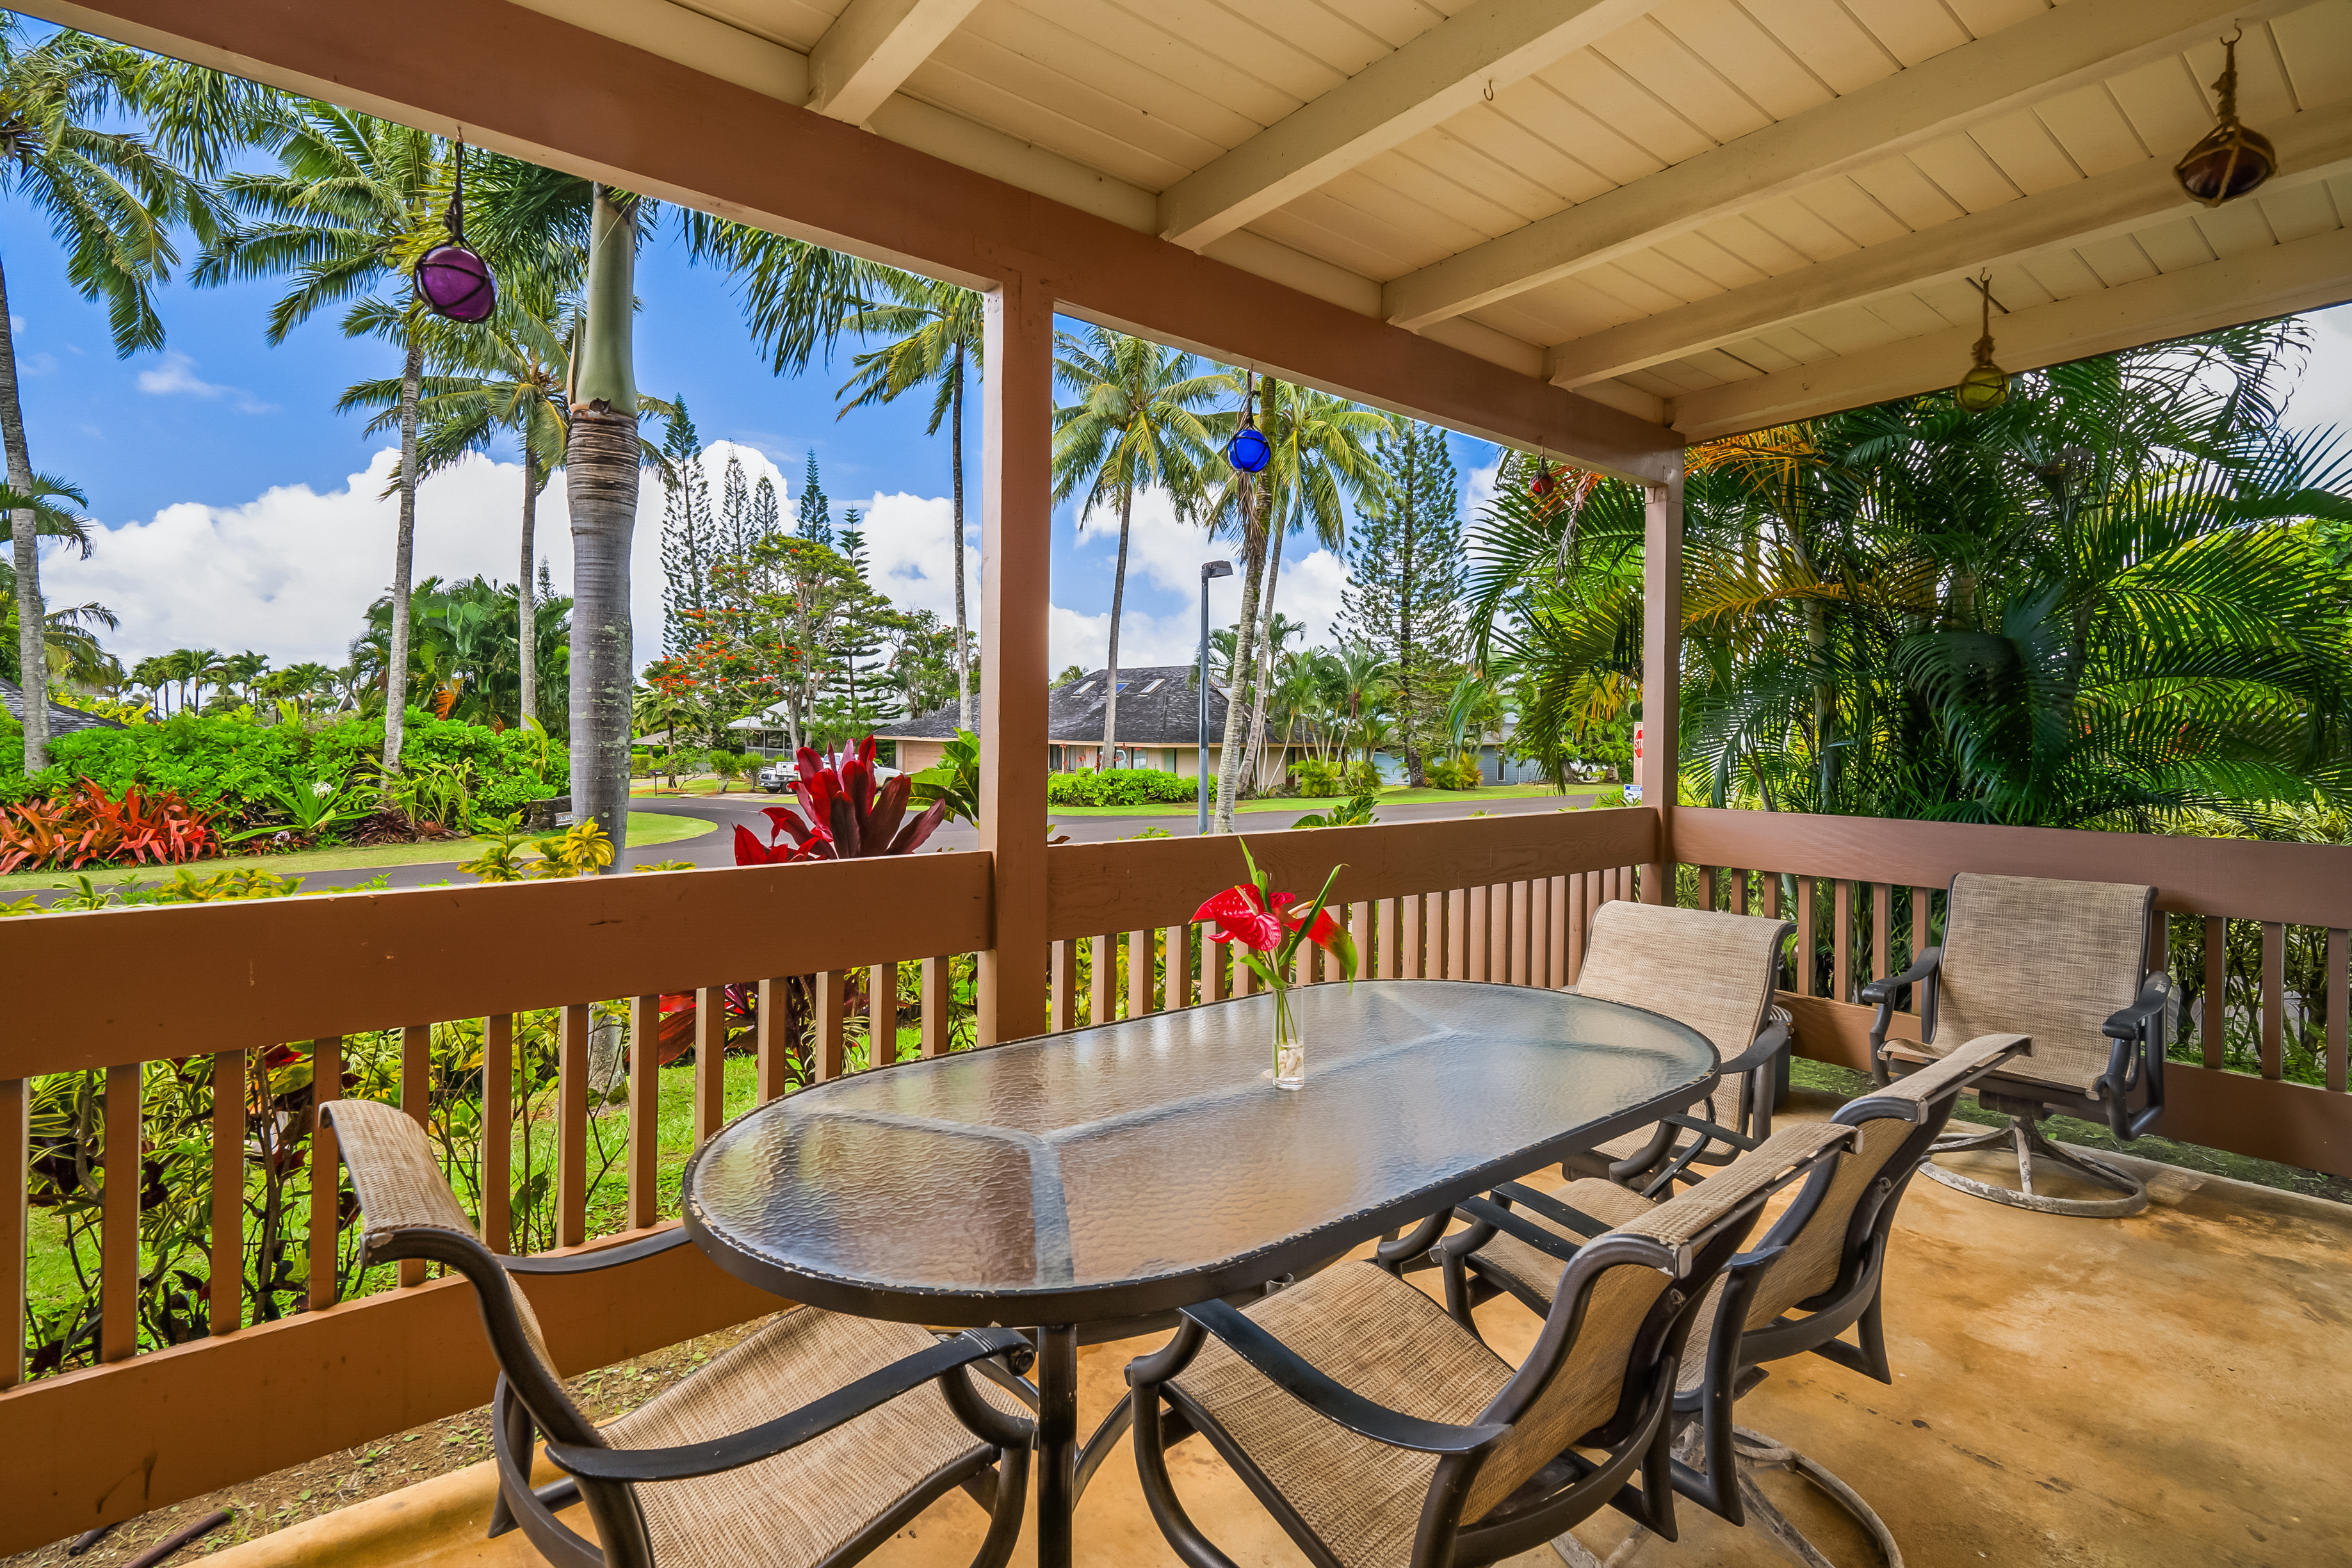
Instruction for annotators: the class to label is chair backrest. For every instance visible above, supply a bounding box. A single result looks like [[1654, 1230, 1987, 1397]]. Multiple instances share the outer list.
[[1575, 902, 1794, 1124], [322, 1099, 594, 1443], [1934, 873, 2151, 1091], [1460, 1120, 1849, 1519]]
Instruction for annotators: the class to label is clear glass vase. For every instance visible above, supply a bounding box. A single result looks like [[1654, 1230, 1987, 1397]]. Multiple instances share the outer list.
[[1270, 983, 1305, 1088]]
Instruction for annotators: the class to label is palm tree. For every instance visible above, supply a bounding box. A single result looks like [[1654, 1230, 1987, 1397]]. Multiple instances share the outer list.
[[220, 649, 270, 704], [1199, 376, 1387, 829], [197, 104, 452, 791], [0, 23, 240, 772], [1050, 328, 1217, 768]]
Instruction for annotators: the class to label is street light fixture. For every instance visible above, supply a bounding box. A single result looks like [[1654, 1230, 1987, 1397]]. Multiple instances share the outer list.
[[1199, 559, 1233, 834]]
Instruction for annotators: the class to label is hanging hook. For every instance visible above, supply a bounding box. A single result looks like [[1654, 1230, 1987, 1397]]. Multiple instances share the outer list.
[[2221, 21, 2244, 45], [1482, 79, 1495, 102]]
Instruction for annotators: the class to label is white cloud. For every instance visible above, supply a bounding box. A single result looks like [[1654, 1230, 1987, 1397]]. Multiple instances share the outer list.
[[1461, 450, 1502, 522], [2289, 303, 2352, 439], [134, 350, 273, 413]]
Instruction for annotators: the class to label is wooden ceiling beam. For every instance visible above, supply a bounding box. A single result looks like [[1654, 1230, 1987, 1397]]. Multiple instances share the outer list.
[[1155, 0, 1655, 251], [1669, 226, 2352, 440], [806, 0, 986, 125], [20, 0, 1679, 478], [1381, 0, 2305, 331], [1548, 98, 2352, 389]]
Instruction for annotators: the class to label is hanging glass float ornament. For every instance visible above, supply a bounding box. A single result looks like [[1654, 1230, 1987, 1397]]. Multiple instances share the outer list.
[[415, 140, 498, 323], [2175, 31, 2276, 208], [1954, 274, 2007, 414], [1226, 373, 1270, 473], [1528, 456, 1554, 499]]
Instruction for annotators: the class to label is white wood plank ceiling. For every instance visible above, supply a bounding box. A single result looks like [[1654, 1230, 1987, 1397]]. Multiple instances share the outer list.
[[630, 0, 2352, 439]]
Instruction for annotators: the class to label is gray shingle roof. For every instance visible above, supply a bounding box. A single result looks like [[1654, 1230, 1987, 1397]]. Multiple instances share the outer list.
[[881, 665, 1240, 745], [0, 679, 126, 736]]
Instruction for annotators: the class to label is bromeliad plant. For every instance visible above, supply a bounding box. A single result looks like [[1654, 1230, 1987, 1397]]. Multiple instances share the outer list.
[[1192, 840, 1357, 1088], [734, 738, 948, 864]]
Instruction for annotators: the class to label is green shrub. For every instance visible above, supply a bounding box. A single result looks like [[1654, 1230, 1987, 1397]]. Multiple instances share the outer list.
[[1343, 760, 1383, 794], [1044, 768, 1194, 807], [1424, 754, 1483, 789], [1291, 757, 1341, 796]]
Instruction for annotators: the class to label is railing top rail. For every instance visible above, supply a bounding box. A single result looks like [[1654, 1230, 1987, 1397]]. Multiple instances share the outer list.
[[1673, 808, 2352, 928]]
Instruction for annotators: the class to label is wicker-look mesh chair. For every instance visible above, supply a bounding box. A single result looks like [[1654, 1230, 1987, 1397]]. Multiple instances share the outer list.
[[1124, 1124, 1853, 1568], [1864, 871, 2169, 1217], [1558, 903, 1798, 1189], [1443, 1033, 2031, 1568], [320, 1100, 1035, 1568]]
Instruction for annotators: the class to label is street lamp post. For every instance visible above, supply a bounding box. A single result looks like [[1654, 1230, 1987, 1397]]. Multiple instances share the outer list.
[[1198, 558, 1233, 835]]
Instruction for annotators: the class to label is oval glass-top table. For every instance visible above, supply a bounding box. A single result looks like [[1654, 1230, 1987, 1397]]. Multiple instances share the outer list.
[[681, 979, 1716, 1568]]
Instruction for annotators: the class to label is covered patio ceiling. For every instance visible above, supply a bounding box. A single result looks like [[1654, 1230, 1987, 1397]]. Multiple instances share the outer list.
[[34, 0, 2352, 455]]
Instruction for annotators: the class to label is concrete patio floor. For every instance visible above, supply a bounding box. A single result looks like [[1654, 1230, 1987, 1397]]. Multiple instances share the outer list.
[[211, 1093, 2352, 1568]]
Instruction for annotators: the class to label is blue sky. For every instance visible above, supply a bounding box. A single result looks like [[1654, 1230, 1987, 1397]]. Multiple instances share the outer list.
[[8, 170, 2351, 686]]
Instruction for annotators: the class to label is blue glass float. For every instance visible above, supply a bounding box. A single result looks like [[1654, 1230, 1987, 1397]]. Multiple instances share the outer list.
[[1226, 425, 1271, 474]]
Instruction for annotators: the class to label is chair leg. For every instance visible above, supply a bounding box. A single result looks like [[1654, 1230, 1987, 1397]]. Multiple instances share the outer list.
[[1728, 1426, 1902, 1568], [1920, 1114, 2146, 1218]]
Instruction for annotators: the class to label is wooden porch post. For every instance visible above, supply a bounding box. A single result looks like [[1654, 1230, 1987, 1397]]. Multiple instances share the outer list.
[[1639, 468, 1683, 903], [977, 268, 1053, 1045]]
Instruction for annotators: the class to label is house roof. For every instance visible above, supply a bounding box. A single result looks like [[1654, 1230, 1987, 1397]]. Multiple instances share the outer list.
[[882, 666, 1263, 747], [0, 679, 126, 737]]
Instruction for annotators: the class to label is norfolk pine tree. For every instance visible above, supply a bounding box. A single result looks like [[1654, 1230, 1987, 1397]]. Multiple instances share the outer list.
[[1343, 420, 1464, 786]]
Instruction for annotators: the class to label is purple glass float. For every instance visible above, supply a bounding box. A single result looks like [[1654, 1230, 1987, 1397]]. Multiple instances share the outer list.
[[416, 141, 498, 323]]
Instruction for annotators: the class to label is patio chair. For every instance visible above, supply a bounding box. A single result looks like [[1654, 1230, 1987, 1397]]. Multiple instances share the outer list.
[[1863, 871, 2169, 1216], [1126, 1123, 1853, 1568], [319, 1099, 1035, 1568], [1441, 1032, 2030, 1568]]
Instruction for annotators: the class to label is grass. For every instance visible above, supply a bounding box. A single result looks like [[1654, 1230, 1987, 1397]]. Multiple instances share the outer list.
[[1046, 782, 1598, 817], [0, 811, 714, 896]]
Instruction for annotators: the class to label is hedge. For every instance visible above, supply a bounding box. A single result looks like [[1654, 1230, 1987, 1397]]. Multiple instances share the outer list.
[[1044, 767, 1195, 806]]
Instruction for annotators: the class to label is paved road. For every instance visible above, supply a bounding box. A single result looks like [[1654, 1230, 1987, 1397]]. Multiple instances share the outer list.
[[24, 788, 1601, 902]]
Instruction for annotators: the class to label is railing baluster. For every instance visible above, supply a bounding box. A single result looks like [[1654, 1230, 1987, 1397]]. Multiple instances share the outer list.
[[1763, 870, 1782, 920], [756, 978, 790, 1102], [1464, 885, 1486, 980], [481, 1017, 511, 1255], [1523, 883, 1543, 987], [1348, 902, 1370, 983], [102, 1062, 142, 1359], [1872, 882, 1892, 985], [2148, 912, 2168, 973], [1729, 868, 1748, 916], [1448, 889, 1469, 978], [870, 962, 897, 1069], [2327, 928, 2348, 1094], [815, 973, 847, 1080], [921, 958, 950, 1056], [693, 987, 727, 1137], [1550, 876, 1569, 986], [1128, 929, 1154, 1015], [1795, 879, 1816, 996], [2, 1075, 25, 1387], [1911, 885, 1934, 1003], [307, 1038, 345, 1307], [1050, 940, 1075, 1031], [1092, 934, 1115, 1024], [1166, 922, 1192, 1010], [2202, 919, 2226, 1069], [1508, 884, 1529, 985], [628, 995, 661, 1229], [558, 1006, 589, 1249], [1833, 881, 1854, 1001], [212, 1051, 246, 1329], [398, 1025, 429, 1287], [2260, 923, 2285, 1079], [1696, 866, 1716, 912], [1397, 894, 1420, 978]]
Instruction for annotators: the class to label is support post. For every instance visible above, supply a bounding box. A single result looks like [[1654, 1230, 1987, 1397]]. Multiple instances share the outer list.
[[977, 266, 1053, 1046], [1639, 467, 1683, 902]]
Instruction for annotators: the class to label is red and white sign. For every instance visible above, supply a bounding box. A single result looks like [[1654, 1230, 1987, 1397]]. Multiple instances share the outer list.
[[1633, 722, 1644, 763]]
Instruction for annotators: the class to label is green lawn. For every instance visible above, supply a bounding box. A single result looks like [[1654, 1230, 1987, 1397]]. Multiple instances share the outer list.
[[1046, 782, 1598, 818], [0, 811, 713, 896]]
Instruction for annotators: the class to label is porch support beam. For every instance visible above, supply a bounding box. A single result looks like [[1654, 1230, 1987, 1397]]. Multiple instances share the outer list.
[[23, 0, 1678, 481], [1671, 225, 2352, 440], [1546, 98, 2352, 390], [806, 0, 985, 126], [1381, 0, 2301, 330], [977, 266, 1054, 1046], [1156, 0, 1655, 250], [1639, 469, 1683, 903]]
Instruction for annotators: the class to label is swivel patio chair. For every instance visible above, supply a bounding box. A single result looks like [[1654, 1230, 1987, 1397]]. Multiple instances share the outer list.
[[1126, 1123, 1853, 1568], [1863, 871, 2169, 1217], [1557, 902, 1797, 1189], [320, 1099, 1035, 1568], [1441, 1032, 2031, 1568]]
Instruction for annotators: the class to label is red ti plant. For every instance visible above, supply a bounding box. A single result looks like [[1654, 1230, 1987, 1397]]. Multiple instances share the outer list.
[[734, 738, 947, 864]]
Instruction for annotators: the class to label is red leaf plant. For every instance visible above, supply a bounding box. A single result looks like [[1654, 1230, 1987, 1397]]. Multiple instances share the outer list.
[[733, 738, 947, 866], [0, 781, 220, 873]]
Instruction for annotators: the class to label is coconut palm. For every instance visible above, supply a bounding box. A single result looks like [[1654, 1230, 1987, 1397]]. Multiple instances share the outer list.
[[0, 23, 245, 771], [1051, 327, 1219, 767]]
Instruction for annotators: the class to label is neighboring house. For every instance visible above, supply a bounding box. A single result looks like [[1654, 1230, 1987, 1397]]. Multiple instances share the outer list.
[[0, 679, 127, 738], [878, 665, 1310, 789]]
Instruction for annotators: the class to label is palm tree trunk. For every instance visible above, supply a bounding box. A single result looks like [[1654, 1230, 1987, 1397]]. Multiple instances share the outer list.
[[382, 335, 423, 796], [567, 188, 641, 864], [0, 257, 50, 774], [518, 443, 539, 729], [1101, 485, 1134, 768], [1240, 517, 1288, 792], [1212, 480, 1266, 833], [950, 348, 972, 731]]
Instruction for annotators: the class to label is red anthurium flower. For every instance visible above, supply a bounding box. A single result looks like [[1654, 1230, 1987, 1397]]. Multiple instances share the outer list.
[[1287, 904, 1341, 951], [1193, 884, 1285, 952]]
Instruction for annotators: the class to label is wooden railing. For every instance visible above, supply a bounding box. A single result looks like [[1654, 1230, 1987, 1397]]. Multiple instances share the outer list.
[[0, 807, 1655, 1552], [1673, 809, 2352, 1176]]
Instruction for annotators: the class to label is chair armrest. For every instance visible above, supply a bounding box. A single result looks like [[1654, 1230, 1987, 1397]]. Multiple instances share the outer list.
[[500, 1227, 695, 1275], [2102, 973, 2171, 1040], [1717, 1018, 1791, 1079], [1175, 1300, 1507, 1456], [544, 1328, 1035, 1483], [1858, 948, 1940, 1006]]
